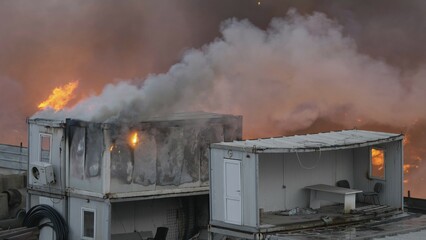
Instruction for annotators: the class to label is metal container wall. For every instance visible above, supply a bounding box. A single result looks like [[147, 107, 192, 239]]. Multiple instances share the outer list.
[[66, 112, 242, 197], [27, 119, 66, 195]]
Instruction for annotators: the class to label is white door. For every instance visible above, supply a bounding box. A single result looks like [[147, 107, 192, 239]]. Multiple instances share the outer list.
[[224, 159, 242, 225]]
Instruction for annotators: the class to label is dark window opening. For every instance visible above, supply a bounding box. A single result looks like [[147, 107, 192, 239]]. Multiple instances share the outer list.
[[82, 209, 95, 239]]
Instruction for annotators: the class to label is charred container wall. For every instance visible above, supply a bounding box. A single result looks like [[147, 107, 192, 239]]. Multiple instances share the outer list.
[[67, 112, 242, 197]]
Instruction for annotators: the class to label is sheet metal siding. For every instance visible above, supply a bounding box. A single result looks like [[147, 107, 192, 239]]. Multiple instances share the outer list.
[[258, 150, 354, 210], [286, 150, 353, 209], [335, 150, 355, 186], [210, 149, 225, 222], [69, 125, 104, 194], [400, 140, 404, 210], [258, 154, 285, 212], [210, 149, 257, 228], [383, 141, 403, 208], [28, 193, 67, 240], [0, 144, 27, 171], [353, 147, 369, 198], [28, 123, 66, 194], [353, 141, 403, 208], [242, 152, 257, 227], [103, 115, 240, 196], [68, 197, 110, 240], [29, 113, 240, 198]]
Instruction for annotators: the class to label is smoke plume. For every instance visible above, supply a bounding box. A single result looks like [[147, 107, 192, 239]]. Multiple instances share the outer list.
[[2, 1, 426, 197], [35, 10, 426, 137]]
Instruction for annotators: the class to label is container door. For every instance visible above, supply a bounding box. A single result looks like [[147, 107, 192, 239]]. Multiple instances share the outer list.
[[224, 159, 242, 225]]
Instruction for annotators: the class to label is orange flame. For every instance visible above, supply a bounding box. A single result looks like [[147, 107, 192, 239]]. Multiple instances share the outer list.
[[371, 148, 384, 166], [130, 132, 138, 147], [38, 80, 79, 111]]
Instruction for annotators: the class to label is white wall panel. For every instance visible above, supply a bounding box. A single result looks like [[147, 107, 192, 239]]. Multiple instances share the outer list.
[[259, 150, 354, 211], [353, 141, 403, 208], [28, 123, 66, 194], [210, 149, 225, 222], [241, 153, 257, 227], [68, 197, 110, 240]]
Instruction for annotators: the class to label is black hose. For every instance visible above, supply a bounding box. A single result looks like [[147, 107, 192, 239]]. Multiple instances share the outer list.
[[23, 204, 68, 240]]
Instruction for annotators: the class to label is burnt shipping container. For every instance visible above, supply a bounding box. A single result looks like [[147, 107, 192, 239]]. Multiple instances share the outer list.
[[27, 112, 242, 239]]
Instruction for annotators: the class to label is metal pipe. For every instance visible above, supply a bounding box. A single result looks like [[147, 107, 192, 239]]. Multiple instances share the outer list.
[[0, 209, 26, 229]]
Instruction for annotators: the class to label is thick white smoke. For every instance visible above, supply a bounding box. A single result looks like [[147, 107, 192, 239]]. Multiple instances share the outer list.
[[33, 10, 426, 137]]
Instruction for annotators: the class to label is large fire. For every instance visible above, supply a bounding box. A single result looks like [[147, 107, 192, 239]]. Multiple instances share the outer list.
[[38, 81, 79, 111]]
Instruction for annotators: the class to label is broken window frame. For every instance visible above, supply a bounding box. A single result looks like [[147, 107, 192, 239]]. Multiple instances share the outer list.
[[369, 147, 385, 180]]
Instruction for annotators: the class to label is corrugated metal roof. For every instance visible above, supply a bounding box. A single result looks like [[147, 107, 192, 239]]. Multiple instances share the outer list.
[[211, 130, 403, 153]]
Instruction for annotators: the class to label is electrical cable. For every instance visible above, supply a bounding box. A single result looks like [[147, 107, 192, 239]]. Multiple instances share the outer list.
[[23, 204, 68, 240], [295, 148, 322, 170]]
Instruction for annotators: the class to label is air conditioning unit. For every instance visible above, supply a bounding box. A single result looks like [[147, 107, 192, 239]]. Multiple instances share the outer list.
[[30, 162, 55, 186]]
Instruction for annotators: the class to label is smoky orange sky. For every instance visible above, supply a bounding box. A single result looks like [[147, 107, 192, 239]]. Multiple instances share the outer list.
[[1, 0, 426, 197]]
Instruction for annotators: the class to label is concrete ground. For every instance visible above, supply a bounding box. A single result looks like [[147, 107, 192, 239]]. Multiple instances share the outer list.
[[268, 212, 426, 239]]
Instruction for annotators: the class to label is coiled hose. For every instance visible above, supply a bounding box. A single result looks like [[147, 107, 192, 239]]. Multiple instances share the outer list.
[[23, 204, 68, 240]]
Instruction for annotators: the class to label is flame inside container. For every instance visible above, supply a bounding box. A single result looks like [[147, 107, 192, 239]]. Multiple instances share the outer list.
[[130, 132, 138, 147]]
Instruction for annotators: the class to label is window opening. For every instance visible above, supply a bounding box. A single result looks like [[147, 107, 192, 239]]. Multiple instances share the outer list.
[[370, 147, 385, 180], [40, 134, 51, 163], [82, 208, 95, 239]]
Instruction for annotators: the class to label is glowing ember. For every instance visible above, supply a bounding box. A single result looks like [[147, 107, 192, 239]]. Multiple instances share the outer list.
[[404, 164, 411, 173], [130, 132, 138, 147], [38, 80, 79, 111]]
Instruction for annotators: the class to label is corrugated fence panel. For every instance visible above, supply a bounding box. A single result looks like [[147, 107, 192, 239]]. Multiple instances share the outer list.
[[0, 144, 27, 171]]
